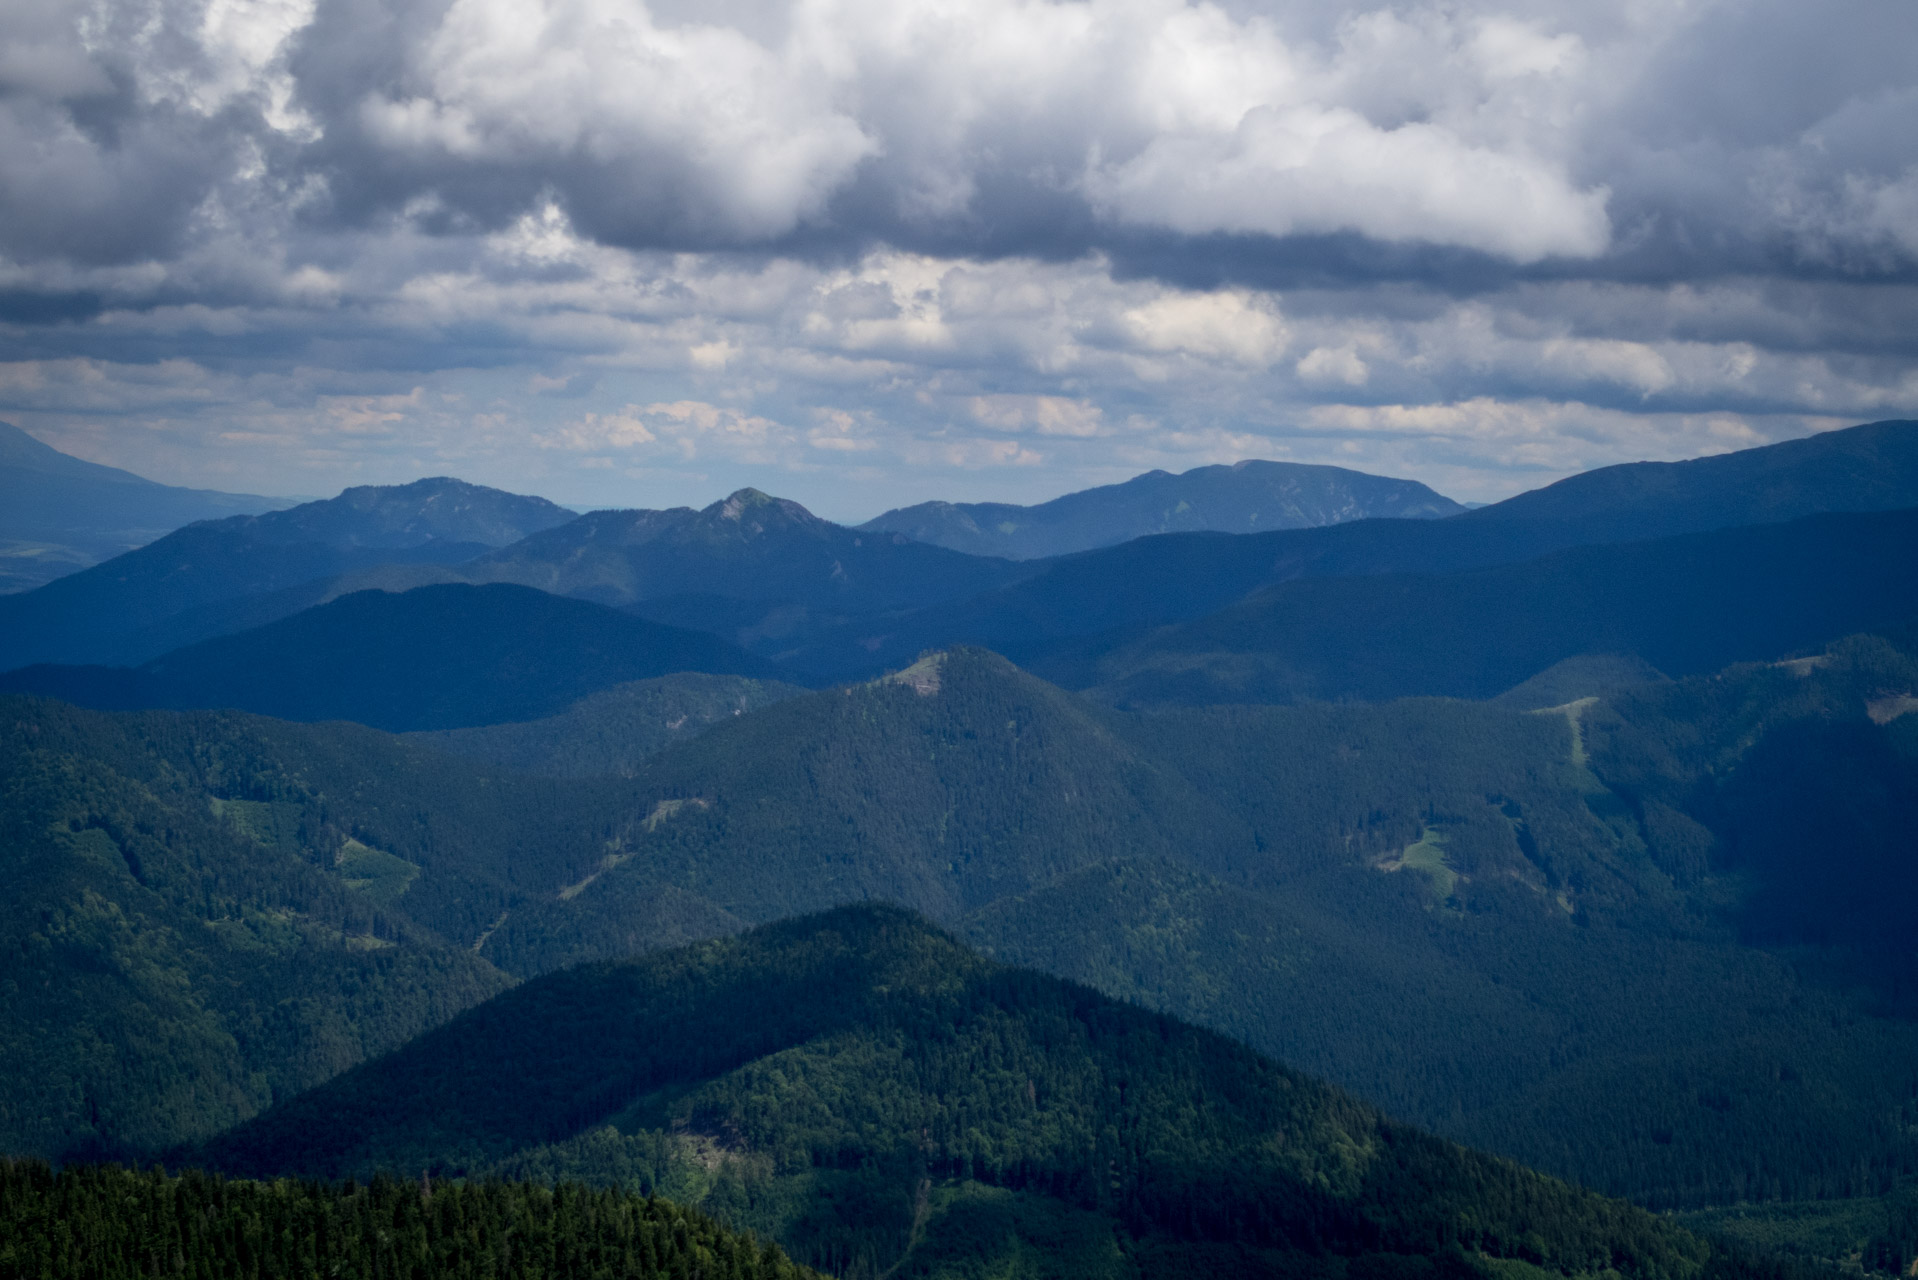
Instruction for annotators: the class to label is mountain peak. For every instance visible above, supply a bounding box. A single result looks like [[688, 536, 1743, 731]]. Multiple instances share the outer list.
[[717, 486, 774, 511], [708, 487, 825, 531], [252, 477, 575, 549]]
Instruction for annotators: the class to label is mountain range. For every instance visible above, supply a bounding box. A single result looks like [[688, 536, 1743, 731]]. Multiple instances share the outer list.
[[860, 458, 1464, 558], [6, 418, 1918, 1277], [0, 421, 293, 594], [800, 419, 1918, 680], [6, 420, 1915, 722]]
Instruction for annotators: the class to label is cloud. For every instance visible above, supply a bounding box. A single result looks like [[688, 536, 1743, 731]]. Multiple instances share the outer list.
[[353, 0, 875, 241], [542, 400, 798, 465], [1089, 108, 1609, 263], [969, 395, 1107, 438], [1122, 291, 1288, 367], [0, 0, 1912, 516]]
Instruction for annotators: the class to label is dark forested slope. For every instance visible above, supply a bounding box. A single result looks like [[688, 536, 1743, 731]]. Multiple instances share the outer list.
[[0, 698, 515, 1160], [0, 583, 778, 731], [198, 905, 1714, 1280]]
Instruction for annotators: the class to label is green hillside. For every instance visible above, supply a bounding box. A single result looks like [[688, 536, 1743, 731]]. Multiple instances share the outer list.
[[198, 905, 1716, 1280], [1678, 1180, 1918, 1276], [457, 487, 1037, 652], [0, 699, 514, 1160], [0, 693, 671, 1159], [408, 672, 805, 777], [8, 634, 1918, 1220], [977, 638, 1918, 1206], [0, 1160, 819, 1280], [473, 648, 1241, 976]]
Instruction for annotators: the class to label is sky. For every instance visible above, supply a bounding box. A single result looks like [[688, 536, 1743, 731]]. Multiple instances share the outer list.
[[0, 0, 1915, 521]]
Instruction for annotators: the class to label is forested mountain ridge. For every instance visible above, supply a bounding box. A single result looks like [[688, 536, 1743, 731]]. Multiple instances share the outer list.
[[857, 419, 1918, 564], [408, 672, 805, 777], [3, 421, 1910, 686], [0, 477, 575, 671], [0, 421, 293, 595], [452, 487, 1040, 656], [860, 458, 1464, 558], [0, 583, 780, 731], [473, 647, 1239, 975], [1076, 506, 1918, 707], [196, 905, 1717, 1280], [468, 486, 1029, 603], [1465, 417, 1918, 539]]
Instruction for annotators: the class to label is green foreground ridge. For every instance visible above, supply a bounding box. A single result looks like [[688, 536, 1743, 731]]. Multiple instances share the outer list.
[[0, 1160, 816, 1280], [193, 905, 1788, 1280]]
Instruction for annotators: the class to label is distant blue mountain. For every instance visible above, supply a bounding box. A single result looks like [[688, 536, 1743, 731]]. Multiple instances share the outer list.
[[0, 582, 775, 732], [861, 459, 1463, 559], [0, 420, 294, 592], [798, 419, 1918, 681], [1082, 506, 1918, 707], [0, 476, 576, 670]]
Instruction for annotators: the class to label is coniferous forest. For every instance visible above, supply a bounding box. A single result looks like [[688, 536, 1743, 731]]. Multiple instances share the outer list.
[[0, 1161, 817, 1280]]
